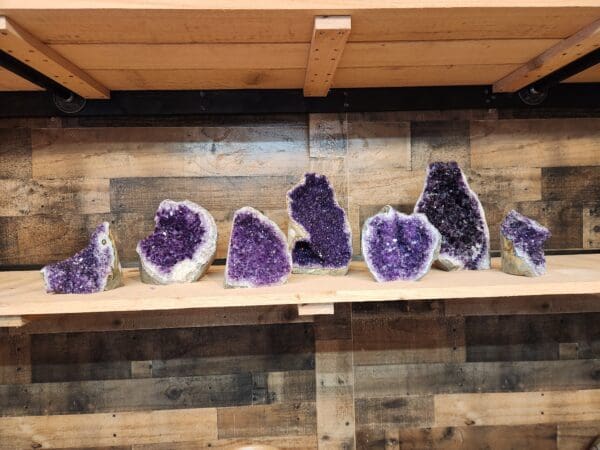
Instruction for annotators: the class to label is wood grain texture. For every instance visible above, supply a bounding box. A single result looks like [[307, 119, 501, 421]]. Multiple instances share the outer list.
[[0, 128, 31, 179], [557, 421, 600, 450], [542, 166, 600, 203], [584, 207, 600, 249], [471, 118, 600, 168], [0, 66, 42, 91], [411, 121, 470, 170]]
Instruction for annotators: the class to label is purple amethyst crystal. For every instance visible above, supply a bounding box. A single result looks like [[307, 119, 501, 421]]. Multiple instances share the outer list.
[[501, 210, 551, 277], [225, 207, 292, 288], [414, 161, 490, 271], [362, 206, 441, 282], [41, 222, 122, 294], [137, 200, 217, 284], [287, 173, 352, 275]]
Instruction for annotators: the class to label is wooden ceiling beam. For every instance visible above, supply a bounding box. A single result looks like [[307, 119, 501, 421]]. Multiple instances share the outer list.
[[303, 16, 351, 97], [493, 18, 600, 93], [0, 16, 109, 99]]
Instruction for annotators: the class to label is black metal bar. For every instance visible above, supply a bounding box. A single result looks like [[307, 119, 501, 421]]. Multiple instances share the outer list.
[[0, 49, 73, 99]]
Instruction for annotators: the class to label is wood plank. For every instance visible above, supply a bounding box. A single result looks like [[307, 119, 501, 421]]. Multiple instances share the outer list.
[[50, 39, 560, 71], [15, 305, 312, 334], [494, 18, 600, 93], [557, 421, 600, 450], [0, 374, 255, 416], [309, 113, 347, 158], [411, 121, 470, 170], [0, 66, 41, 91], [304, 16, 351, 97], [471, 118, 600, 168], [0, 333, 30, 384], [394, 424, 557, 450], [354, 360, 600, 397], [433, 389, 600, 426], [217, 402, 317, 438], [298, 303, 335, 316], [1, 255, 600, 319], [355, 396, 434, 428], [0, 316, 27, 327], [3, 7, 599, 44], [0, 178, 110, 216], [0, 128, 31, 179], [542, 166, 600, 203], [0, 408, 217, 449], [0, 16, 109, 98], [32, 127, 309, 179], [584, 207, 600, 249], [133, 436, 317, 449]]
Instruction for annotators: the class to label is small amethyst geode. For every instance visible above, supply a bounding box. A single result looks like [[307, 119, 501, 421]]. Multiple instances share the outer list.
[[225, 207, 292, 288], [41, 222, 122, 294], [362, 206, 441, 282], [414, 161, 490, 271], [136, 200, 217, 284], [501, 210, 551, 277], [287, 173, 352, 275]]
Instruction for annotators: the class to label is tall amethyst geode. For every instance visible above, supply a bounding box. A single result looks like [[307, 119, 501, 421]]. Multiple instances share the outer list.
[[414, 161, 490, 271], [501, 210, 551, 277], [225, 207, 291, 288], [362, 206, 441, 282], [41, 222, 122, 294], [136, 200, 217, 284], [287, 173, 352, 275]]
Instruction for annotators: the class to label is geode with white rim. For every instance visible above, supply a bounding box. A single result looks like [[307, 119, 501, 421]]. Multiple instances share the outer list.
[[136, 199, 217, 284], [362, 205, 441, 282], [41, 222, 122, 294], [501, 209, 551, 277], [287, 173, 352, 275], [414, 161, 490, 271], [225, 206, 292, 288]]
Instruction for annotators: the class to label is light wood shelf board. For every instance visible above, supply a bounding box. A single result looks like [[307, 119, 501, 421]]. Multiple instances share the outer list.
[[0, 255, 598, 321]]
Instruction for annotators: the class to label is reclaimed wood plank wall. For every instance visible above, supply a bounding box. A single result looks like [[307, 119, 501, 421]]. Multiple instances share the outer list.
[[0, 109, 599, 448]]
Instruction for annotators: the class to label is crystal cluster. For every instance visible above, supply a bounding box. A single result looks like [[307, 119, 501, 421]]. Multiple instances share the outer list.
[[414, 161, 490, 271], [41, 222, 122, 294], [137, 200, 217, 284], [287, 173, 352, 275], [501, 210, 551, 277], [225, 207, 291, 288], [362, 206, 441, 282]]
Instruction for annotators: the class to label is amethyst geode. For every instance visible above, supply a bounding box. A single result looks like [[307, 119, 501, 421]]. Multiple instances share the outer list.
[[362, 206, 441, 282], [41, 222, 122, 294], [414, 161, 490, 271], [501, 210, 551, 277], [287, 173, 352, 275], [136, 200, 217, 284], [225, 207, 291, 288]]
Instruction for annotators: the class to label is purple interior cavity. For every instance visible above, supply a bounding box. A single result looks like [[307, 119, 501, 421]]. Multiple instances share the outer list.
[[415, 161, 489, 270], [43, 223, 113, 294], [364, 212, 437, 281], [501, 210, 551, 268], [139, 203, 205, 273], [288, 173, 351, 269], [227, 209, 291, 286]]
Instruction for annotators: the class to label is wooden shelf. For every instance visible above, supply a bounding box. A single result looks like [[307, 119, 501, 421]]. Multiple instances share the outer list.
[[1, 2, 600, 95], [0, 255, 598, 326]]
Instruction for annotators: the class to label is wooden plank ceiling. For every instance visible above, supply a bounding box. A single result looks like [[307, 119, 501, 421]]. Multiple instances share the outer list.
[[0, 1, 599, 94]]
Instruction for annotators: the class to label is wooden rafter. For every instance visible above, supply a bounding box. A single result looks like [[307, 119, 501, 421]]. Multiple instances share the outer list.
[[0, 16, 109, 99], [303, 16, 351, 97], [493, 18, 600, 93]]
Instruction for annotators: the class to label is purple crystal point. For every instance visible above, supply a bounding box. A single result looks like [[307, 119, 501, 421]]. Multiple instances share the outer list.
[[225, 207, 292, 288], [501, 210, 551, 277], [41, 222, 122, 294], [362, 206, 441, 282], [136, 200, 217, 284], [287, 173, 352, 275], [414, 161, 490, 271]]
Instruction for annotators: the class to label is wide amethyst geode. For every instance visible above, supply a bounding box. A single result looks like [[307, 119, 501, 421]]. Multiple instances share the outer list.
[[362, 206, 441, 282], [225, 207, 292, 288], [136, 200, 217, 284], [501, 210, 551, 277], [414, 161, 490, 271], [41, 222, 122, 294], [287, 173, 352, 275]]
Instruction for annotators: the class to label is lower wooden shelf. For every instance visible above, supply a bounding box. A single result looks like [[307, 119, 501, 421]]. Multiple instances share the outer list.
[[0, 254, 599, 327]]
